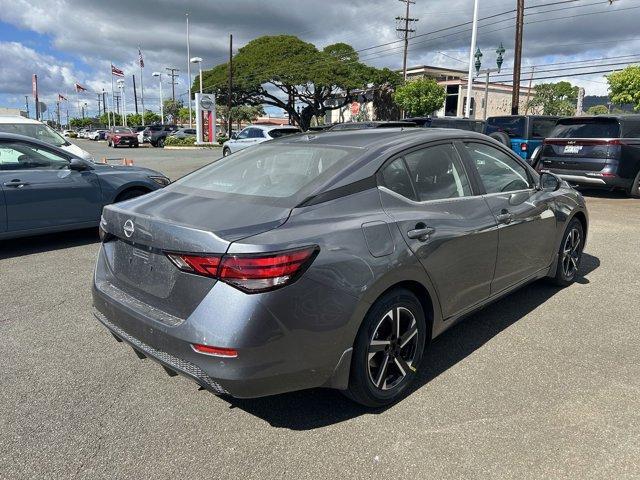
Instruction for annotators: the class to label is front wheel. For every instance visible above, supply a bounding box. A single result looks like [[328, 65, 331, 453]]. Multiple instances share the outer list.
[[550, 218, 584, 287], [223, 147, 231, 157], [345, 288, 427, 408], [157, 138, 165, 148]]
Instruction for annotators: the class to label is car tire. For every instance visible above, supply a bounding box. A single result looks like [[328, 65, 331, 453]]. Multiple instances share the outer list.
[[345, 288, 427, 408], [627, 171, 640, 198], [489, 132, 511, 147], [157, 138, 165, 148], [114, 188, 149, 203], [550, 218, 584, 287], [223, 147, 231, 157]]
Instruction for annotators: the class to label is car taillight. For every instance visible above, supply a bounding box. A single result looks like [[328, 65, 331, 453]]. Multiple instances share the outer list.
[[166, 246, 318, 293], [520, 142, 528, 152], [191, 343, 238, 358]]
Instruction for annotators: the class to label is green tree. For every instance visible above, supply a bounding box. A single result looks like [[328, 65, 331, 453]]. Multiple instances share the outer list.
[[526, 81, 578, 116], [163, 100, 182, 124], [99, 112, 122, 126], [392, 78, 446, 116], [69, 117, 95, 128], [126, 113, 143, 126], [143, 110, 161, 124], [197, 35, 402, 130], [587, 104, 609, 115], [607, 66, 640, 111], [217, 105, 265, 132]]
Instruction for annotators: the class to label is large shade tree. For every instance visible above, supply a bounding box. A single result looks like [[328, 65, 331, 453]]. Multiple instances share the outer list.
[[197, 35, 402, 130], [526, 81, 578, 116], [607, 66, 640, 111]]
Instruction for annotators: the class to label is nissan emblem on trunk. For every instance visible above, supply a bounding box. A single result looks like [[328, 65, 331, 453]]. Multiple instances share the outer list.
[[123, 219, 135, 238]]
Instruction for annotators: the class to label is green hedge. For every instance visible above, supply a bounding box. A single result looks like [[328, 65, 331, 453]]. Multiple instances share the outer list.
[[164, 136, 197, 146]]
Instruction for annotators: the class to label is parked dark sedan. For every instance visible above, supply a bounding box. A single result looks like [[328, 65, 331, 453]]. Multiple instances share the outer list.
[[0, 133, 170, 240], [93, 128, 588, 407]]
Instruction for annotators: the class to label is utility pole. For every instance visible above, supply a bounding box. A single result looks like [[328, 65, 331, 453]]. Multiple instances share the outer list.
[[511, 0, 525, 115], [166, 67, 180, 103], [524, 66, 535, 114], [465, 0, 479, 119], [56, 101, 61, 128], [227, 33, 233, 136], [24, 95, 30, 118], [133, 74, 139, 115], [97, 93, 102, 117], [396, 0, 417, 81]]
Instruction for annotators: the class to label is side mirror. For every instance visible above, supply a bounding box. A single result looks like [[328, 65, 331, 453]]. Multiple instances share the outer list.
[[69, 158, 89, 171], [539, 172, 561, 192]]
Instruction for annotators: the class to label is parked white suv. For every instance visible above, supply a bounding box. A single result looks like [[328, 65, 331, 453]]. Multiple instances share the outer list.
[[222, 125, 300, 156], [0, 116, 93, 160]]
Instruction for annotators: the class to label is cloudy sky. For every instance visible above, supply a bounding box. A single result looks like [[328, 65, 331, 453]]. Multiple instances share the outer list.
[[0, 0, 638, 120]]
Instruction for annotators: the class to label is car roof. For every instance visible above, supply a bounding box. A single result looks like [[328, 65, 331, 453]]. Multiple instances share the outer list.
[[0, 115, 43, 125], [557, 114, 640, 122], [248, 124, 300, 131]]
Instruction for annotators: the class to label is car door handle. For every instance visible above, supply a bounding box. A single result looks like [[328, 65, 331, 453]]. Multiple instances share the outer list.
[[407, 226, 435, 241], [496, 211, 513, 224], [4, 180, 30, 188]]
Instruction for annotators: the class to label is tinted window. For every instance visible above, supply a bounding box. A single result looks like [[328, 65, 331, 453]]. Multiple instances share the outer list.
[[550, 119, 621, 139], [174, 144, 355, 200], [236, 128, 250, 139], [530, 118, 558, 139], [0, 123, 67, 147], [247, 128, 265, 139], [403, 144, 472, 201], [185, 129, 196, 135], [0, 142, 69, 170], [465, 143, 531, 193], [268, 128, 300, 138], [381, 158, 416, 200], [485, 117, 526, 138]]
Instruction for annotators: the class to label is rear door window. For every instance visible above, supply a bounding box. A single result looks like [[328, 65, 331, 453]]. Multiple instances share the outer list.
[[485, 117, 526, 138], [403, 143, 472, 201], [549, 119, 621, 138]]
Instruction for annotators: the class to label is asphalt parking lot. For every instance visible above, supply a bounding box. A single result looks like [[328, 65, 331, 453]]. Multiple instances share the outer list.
[[1, 139, 639, 479]]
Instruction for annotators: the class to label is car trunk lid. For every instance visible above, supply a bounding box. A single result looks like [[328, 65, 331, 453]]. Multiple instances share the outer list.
[[98, 188, 292, 320]]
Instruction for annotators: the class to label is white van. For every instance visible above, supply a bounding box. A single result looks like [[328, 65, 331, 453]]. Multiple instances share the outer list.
[[0, 116, 92, 160]]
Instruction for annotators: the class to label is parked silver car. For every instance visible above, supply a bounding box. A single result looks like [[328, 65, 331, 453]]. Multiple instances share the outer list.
[[94, 128, 588, 407], [222, 125, 300, 156]]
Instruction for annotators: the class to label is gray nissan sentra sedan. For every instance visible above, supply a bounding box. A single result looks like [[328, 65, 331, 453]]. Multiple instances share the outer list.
[[93, 128, 588, 407]]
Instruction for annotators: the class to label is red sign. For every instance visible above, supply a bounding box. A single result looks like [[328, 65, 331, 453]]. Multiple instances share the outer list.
[[350, 102, 360, 115]]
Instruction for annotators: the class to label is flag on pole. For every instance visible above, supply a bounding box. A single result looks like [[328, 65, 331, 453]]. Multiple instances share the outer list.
[[75, 83, 87, 92], [58, 93, 67, 101], [111, 64, 125, 77], [138, 48, 144, 68]]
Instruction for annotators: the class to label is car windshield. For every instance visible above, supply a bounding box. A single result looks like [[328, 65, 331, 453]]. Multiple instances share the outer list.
[[549, 119, 621, 138], [173, 144, 356, 202], [114, 128, 133, 134], [485, 117, 526, 138], [0, 122, 67, 147]]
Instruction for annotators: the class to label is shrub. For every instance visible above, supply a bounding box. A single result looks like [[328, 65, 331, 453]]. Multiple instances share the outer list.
[[217, 136, 229, 145], [164, 136, 197, 146]]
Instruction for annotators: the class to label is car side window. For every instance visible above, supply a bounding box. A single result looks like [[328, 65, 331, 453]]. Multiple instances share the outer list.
[[248, 128, 265, 139], [236, 128, 250, 140], [380, 158, 416, 201], [0, 143, 69, 171], [403, 144, 472, 201], [464, 142, 531, 194]]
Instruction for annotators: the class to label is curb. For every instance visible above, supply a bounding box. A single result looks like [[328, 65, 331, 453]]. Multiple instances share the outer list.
[[163, 145, 222, 150]]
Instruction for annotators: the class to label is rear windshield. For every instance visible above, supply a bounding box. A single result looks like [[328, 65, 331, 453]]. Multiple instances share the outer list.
[[173, 144, 357, 202], [0, 123, 67, 147], [549, 119, 621, 139], [267, 128, 300, 139], [113, 128, 133, 134], [485, 117, 525, 138], [530, 118, 558, 138]]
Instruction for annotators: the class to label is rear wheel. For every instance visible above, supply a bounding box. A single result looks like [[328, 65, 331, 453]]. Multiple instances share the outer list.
[[157, 138, 165, 148], [550, 218, 584, 287], [223, 147, 231, 157], [628, 171, 640, 198], [345, 288, 426, 407]]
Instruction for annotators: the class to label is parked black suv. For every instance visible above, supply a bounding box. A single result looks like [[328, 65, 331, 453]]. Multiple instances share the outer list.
[[536, 115, 640, 198], [143, 124, 179, 147]]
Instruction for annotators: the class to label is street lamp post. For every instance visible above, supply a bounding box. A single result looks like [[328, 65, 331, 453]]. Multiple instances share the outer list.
[[475, 43, 506, 120], [190, 57, 203, 96], [152, 72, 164, 123], [117, 79, 127, 127]]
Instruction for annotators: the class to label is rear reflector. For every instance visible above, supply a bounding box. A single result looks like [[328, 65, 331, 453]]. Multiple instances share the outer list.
[[191, 343, 238, 358], [166, 246, 318, 293]]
